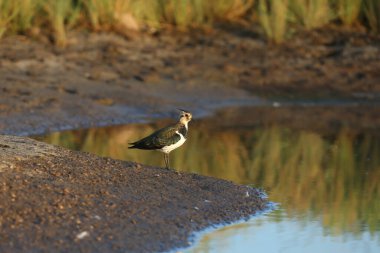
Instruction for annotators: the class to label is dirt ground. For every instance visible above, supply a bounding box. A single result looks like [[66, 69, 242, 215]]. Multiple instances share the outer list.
[[0, 26, 379, 252]]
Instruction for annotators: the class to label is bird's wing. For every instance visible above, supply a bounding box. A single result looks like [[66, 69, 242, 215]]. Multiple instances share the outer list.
[[129, 125, 181, 149]]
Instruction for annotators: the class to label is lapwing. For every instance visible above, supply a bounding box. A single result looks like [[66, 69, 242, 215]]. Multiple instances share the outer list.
[[129, 109, 192, 169]]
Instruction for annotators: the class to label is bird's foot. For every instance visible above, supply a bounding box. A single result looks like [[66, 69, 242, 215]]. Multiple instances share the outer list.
[[163, 167, 181, 175]]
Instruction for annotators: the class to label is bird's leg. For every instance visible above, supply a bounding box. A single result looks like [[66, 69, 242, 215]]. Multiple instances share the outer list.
[[163, 153, 169, 169], [164, 153, 180, 175]]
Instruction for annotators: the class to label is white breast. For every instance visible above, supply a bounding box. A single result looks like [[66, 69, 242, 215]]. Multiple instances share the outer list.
[[161, 131, 186, 154]]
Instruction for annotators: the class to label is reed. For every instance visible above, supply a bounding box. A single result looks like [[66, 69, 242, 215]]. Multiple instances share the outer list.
[[337, 0, 362, 26], [258, 0, 289, 43], [125, 0, 161, 27], [81, 0, 124, 30], [82, 0, 108, 30], [0, 0, 18, 38], [43, 0, 80, 47], [12, 0, 41, 33], [363, 0, 380, 34], [210, 0, 254, 20], [158, 0, 243, 28], [288, 0, 332, 29], [160, 0, 200, 27], [0, 0, 379, 45]]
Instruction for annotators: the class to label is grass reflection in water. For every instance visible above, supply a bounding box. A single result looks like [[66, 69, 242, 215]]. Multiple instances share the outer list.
[[35, 121, 380, 238]]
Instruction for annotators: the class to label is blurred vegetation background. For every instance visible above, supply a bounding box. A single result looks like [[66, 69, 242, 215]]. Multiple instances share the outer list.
[[0, 0, 379, 46]]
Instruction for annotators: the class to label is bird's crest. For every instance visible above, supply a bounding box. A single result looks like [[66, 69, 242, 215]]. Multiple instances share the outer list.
[[177, 108, 190, 114]]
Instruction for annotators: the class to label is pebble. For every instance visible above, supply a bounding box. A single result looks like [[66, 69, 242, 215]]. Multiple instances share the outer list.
[[76, 231, 89, 240]]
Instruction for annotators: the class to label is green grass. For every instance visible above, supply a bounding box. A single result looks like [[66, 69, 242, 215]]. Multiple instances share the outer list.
[[13, 0, 39, 33], [258, 0, 289, 43], [0, 0, 18, 38], [212, 0, 255, 20], [80, 0, 129, 31], [43, 0, 80, 47], [0, 0, 378, 44], [337, 0, 362, 26], [288, 0, 332, 29], [363, 0, 380, 34], [160, 0, 205, 27]]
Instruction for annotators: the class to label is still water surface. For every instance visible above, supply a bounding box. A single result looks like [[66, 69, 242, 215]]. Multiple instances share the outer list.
[[35, 112, 380, 253]]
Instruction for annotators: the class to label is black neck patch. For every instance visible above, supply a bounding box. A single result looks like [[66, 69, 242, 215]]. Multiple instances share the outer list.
[[178, 124, 188, 138]]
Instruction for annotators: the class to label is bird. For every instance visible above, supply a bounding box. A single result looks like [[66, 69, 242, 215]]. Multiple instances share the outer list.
[[128, 109, 192, 169]]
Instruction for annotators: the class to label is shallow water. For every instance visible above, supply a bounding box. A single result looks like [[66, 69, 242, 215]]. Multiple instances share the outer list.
[[35, 109, 380, 253], [184, 208, 379, 253]]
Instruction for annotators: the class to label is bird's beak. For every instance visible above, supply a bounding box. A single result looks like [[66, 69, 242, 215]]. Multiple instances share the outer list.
[[177, 108, 189, 114]]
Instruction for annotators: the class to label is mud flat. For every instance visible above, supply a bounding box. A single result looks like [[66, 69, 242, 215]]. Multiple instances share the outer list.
[[0, 27, 379, 136], [0, 135, 267, 253]]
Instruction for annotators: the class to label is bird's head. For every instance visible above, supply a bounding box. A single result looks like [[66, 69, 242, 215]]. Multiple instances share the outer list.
[[178, 109, 192, 124]]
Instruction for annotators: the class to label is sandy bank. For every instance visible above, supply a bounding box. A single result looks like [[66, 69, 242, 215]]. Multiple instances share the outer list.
[[0, 135, 267, 253]]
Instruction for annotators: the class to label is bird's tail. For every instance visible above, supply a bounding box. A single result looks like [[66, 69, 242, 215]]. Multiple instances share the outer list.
[[128, 143, 137, 149]]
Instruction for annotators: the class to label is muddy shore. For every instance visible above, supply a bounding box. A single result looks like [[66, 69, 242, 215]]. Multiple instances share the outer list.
[[0, 27, 379, 252], [0, 27, 379, 135], [0, 135, 266, 253]]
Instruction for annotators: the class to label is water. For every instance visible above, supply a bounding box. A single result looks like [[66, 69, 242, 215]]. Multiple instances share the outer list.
[[34, 108, 380, 253], [184, 208, 380, 253]]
